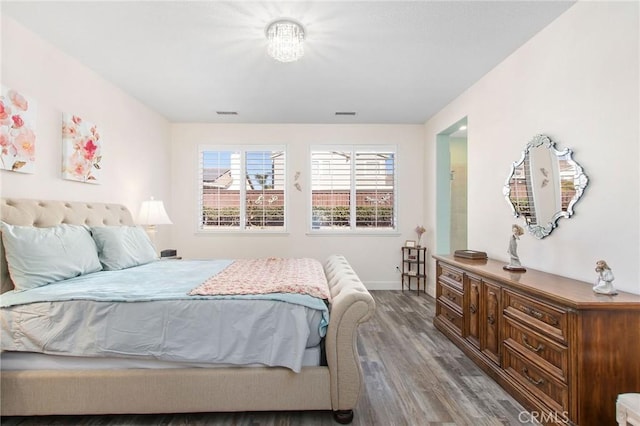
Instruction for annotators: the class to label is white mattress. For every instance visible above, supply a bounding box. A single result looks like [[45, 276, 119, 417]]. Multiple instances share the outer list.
[[0, 346, 322, 370]]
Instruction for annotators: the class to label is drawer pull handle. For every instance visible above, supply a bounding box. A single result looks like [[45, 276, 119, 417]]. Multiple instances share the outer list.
[[514, 303, 561, 327], [445, 272, 461, 282], [526, 306, 560, 327], [522, 335, 545, 353], [487, 313, 495, 325], [446, 294, 457, 302], [445, 313, 455, 322], [469, 304, 477, 314], [522, 367, 545, 386], [527, 307, 544, 320]]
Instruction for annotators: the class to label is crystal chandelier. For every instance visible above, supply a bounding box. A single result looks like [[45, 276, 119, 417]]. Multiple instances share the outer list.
[[266, 20, 305, 63]]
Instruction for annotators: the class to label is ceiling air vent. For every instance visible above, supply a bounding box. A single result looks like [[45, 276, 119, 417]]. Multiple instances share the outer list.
[[216, 111, 238, 115], [335, 111, 356, 116]]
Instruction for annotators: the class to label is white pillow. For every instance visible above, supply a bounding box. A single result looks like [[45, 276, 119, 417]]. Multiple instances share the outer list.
[[91, 226, 157, 270], [1, 222, 103, 291]]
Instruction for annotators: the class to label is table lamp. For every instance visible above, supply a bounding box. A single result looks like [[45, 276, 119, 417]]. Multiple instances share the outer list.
[[137, 197, 172, 245]]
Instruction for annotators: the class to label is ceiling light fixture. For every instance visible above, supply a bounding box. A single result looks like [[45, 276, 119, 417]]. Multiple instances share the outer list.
[[266, 19, 305, 63]]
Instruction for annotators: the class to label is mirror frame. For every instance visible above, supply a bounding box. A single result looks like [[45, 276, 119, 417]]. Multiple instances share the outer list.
[[503, 134, 589, 239]]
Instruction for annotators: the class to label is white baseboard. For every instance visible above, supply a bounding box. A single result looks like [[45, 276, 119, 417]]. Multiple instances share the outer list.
[[362, 280, 402, 290], [363, 280, 435, 297]]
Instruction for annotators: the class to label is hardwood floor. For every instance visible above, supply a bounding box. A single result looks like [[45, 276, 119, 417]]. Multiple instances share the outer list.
[[1, 291, 533, 426]]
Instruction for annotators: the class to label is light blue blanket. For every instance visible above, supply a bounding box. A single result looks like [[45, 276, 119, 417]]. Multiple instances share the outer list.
[[0, 259, 329, 336]]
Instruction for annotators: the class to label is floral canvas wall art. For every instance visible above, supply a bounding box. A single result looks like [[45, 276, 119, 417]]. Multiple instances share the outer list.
[[62, 113, 102, 184], [0, 86, 37, 173]]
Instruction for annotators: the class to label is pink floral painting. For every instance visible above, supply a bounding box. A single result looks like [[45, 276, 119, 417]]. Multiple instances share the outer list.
[[0, 86, 37, 173], [62, 113, 102, 184]]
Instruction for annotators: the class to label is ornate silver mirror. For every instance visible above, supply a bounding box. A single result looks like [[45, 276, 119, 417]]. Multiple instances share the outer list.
[[503, 134, 588, 239]]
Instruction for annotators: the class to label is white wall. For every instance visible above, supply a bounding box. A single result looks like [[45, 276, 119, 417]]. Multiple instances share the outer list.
[[0, 17, 173, 249], [424, 1, 639, 294], [171, 123, 425, 288]]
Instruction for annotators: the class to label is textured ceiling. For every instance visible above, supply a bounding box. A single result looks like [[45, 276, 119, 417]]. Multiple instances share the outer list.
[[2, 1, 575, 124]]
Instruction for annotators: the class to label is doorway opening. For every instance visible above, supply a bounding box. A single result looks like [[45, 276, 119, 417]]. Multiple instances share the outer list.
[[435, 117, 468, 255]]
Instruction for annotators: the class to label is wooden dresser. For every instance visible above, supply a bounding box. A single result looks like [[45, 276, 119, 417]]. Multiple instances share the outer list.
[[433, 254, 640, 426]]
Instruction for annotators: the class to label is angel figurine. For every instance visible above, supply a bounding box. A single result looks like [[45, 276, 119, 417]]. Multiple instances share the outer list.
[[593, 260, 617, 295], [503, 224, 526, 272]]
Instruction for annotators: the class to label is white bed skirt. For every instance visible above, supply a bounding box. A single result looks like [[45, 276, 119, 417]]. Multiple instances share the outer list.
[[0, 346, 322, 371]]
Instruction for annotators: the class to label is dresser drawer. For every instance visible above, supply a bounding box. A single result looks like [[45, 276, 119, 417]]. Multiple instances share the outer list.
[[503, 289, 568, 343], [504, 316, 568, 382], [503, 344, 569, 417], [438, 263, 463, 292], [438, 282, 463, 310], [437, 300, 463, 336]]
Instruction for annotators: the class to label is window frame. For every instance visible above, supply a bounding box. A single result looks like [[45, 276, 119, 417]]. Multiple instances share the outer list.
[[197, 144, 288, 233], [308, 144, 398, 234]]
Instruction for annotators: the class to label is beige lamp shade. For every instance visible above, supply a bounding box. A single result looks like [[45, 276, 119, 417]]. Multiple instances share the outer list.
[[137, 198, 172, 226]]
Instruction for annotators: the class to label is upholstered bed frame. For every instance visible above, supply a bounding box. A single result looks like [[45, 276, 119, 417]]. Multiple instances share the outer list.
[[0, 198, 376, 423]]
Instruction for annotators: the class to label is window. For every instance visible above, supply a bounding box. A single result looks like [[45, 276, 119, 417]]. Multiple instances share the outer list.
[[199, 146, 286, 231], [311, 146, 396, 231]]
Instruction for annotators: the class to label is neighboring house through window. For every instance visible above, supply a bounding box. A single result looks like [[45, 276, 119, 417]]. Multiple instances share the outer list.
[[198, 146, 286, 231]]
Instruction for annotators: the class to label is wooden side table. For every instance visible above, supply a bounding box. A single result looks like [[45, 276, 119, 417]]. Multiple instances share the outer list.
[[401, 246, 426, 295]]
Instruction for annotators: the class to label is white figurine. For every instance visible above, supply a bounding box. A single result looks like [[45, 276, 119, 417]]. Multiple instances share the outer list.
[[593, 260, 617, 295], [504, 224, 526, 272]]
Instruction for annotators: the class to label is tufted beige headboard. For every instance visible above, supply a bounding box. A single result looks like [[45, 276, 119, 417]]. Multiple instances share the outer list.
[[0, 198, 136, 293]]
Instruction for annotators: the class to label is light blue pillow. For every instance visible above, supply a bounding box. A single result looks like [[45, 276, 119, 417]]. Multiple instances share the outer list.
[[90, 226, 158, 270], [1, 222, 103, 291]]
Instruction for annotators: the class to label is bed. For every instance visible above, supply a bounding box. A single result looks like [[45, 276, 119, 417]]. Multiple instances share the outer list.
[[0, 198, 375, 423]]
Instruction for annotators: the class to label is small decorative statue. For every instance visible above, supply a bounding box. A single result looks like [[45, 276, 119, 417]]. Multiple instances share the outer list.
[[503, 224, 526, 272], [593, 260, 617, 295]]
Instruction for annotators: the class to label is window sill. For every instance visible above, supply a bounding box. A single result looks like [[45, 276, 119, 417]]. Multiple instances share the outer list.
[[306, 231, 401, 237], [195, 230, 290, 236]]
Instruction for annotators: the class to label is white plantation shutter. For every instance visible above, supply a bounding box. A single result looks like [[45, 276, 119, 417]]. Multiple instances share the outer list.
[[311, 147, 396, 231], [245, 150, 285, 229], [199, 149, 241, 229], [311, 151, 352, 229], [355, 151, 395, 229], [199, 146, 286, 231]]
